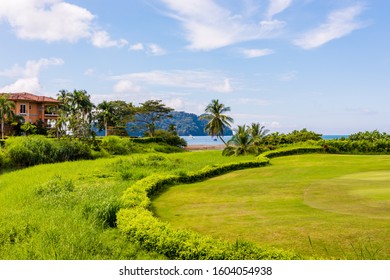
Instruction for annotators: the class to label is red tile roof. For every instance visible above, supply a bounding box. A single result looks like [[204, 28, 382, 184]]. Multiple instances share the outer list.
[[8, 92, 60, 103]]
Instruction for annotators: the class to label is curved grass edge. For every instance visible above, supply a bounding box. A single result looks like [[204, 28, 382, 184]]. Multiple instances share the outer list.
[[117, 146, 326, 260], [258, 145, 325, 159], [116, 154, 307, 260]]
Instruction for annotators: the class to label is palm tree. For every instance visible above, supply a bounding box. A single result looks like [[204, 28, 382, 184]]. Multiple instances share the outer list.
[[96, 100, 115, 136], [57, 89, 94, 138], [223, 125, 256, 156], [250, 122, 269, 146], [0, 94, 16, 139], [199, 99, 233, 146]]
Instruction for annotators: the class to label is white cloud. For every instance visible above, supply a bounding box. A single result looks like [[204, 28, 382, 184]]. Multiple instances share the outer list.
[[0, 58, 64, 93], [0, 78, 42, 93], [91, 31, 128, 48], [209, 78, 233, 93], [0, 0, 127, 47], [129, 43, 144, 51], [165, 98, 186, 111], [113, 80, 142, 94], [159, 0, 286, 50], [147, 44, 166, 56], [0, 58, 64, 78], [111, 70, 233, 94], [266, 0, 293, 19], [129, 43, 166, 55], [293, 4, 366, 49], [241, 48, 274, 58]]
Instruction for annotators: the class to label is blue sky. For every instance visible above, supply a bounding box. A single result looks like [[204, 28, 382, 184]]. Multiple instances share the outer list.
[[1, 0, 389, 134]]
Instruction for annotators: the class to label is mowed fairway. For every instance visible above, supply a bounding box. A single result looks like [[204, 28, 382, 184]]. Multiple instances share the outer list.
[[152, 154, 390, 259]]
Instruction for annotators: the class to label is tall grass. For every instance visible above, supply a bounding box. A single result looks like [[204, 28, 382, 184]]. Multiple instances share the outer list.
[[0, 150, 256, 259]]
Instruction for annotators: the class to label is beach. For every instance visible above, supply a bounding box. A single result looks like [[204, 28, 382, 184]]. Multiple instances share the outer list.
[[184, 144, 225, 151]]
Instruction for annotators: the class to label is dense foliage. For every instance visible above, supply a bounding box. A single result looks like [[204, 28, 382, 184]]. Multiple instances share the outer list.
[[4, 136, 92, 167]]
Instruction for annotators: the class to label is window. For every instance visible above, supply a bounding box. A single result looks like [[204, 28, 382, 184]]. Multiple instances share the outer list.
[[20, 104, 26, 114]]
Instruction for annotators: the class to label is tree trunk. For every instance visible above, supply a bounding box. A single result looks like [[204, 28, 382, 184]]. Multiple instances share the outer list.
[[219, 135, 228, 146]]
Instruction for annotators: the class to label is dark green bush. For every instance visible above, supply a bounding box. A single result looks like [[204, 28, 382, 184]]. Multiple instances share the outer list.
[[260, 146, 324, 159], [5, 136, 92, 167], [322, 139, 390, 154], [52, 139, 92, 161], [131, 137, 163, 144], [153, 130, 187, 147]]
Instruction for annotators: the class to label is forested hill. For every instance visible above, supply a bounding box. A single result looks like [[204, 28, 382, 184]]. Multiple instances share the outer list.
[[125, 111, 233, 136], [158, 111, 233, 136]]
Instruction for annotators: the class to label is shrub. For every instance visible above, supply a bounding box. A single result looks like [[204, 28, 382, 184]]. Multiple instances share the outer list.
[[52, 139, 92, 161], [100, 136, 133, 155], [260, 146, 324, 159], [117, 208, 300, 260], [131, 137, 163, 144], [322, 139, 390, 154], [153, 130, 187, 147], [5, 136, 92, 167], [6, 136, 53, 167]]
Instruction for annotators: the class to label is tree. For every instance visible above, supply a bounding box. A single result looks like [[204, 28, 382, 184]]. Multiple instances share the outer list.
[[57, 89, 94, 138], [199, 99, 233, 145], [95, 100, 134, 136], [134, 100, 173, 137], [223, 125, 255, 156], [250, 122, 269, 146], [0, 94, 16, 139]]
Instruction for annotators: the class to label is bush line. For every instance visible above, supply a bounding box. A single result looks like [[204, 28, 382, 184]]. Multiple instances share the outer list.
[[259, 146, 325, 159]]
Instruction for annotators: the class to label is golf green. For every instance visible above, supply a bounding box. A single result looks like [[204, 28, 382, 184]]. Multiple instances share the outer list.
[[152, 154, 390, 259]]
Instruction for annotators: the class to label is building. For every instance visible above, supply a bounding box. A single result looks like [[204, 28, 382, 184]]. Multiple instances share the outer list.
[[8, 92, 60, 127]]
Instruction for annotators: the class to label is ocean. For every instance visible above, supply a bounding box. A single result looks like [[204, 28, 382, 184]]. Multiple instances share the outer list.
[[181, 135, 348, 145]]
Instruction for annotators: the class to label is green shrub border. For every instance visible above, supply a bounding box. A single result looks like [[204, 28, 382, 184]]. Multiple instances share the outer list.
[[259, 146, 324, 159], [117, 155, 304, 260]]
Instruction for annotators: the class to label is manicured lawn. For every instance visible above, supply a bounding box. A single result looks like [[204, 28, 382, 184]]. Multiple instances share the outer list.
[[152, 154, 390, 259]]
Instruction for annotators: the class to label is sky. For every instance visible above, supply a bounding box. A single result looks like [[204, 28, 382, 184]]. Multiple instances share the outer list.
[[0, 0, 389, 134]]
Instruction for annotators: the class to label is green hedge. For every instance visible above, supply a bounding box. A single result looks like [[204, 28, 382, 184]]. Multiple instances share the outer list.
[[5, 136, 92, 167], [131, 137, 164, 144], [117, 208, 299, 260], [117, 156, 301, 260], [322, 139, 390, 154], [259, 146, 324, 159]]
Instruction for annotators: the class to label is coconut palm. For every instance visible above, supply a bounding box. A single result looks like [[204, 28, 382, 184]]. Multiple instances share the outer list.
[[96, 100, 116, 136], [250, 122, 269, 146], [199, 99, 233, 145], [0, 94, 16, 139], [223, 125, 256, 156]]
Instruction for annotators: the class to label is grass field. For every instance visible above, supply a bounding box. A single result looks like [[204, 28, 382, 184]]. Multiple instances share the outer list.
[[152, 154, 390, 260], [0, 150, 256, 259]]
